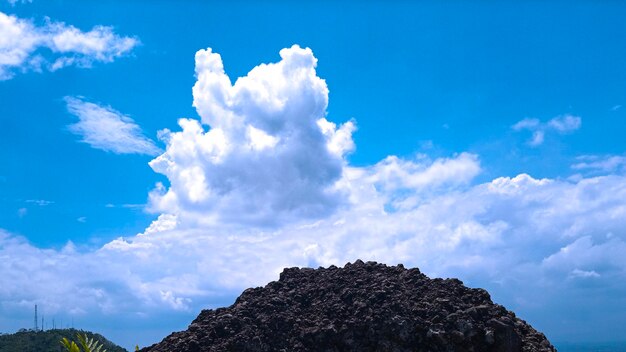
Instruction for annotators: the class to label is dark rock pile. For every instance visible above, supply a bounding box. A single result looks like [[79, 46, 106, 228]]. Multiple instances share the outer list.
[[141, 260, 555, 352]]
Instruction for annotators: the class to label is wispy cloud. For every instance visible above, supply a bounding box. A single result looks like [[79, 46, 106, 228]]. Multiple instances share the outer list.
[[0, 11, 138, 80], [6, 0, 32, 5], [103, 203, 145, 209], [569, 268, 600, 279], [25, 199, 54, 206], [572, 154, 626, 174], [66, 97, 161, 155], [512, 114, 581, 147]]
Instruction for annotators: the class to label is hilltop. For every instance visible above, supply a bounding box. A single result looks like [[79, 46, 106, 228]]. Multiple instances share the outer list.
[[0, 328, 127, 352]]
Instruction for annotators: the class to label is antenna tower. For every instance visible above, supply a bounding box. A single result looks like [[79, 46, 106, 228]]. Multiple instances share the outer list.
[[34, 305, 38, 331]]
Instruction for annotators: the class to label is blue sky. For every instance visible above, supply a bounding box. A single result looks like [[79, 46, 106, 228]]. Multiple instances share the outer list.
[[1, 1, 626, 350]]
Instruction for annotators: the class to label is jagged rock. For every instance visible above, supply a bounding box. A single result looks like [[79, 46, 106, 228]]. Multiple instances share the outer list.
[[141, 260, 555, 352]]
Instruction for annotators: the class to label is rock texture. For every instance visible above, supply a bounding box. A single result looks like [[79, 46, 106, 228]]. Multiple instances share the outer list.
[[141, 261, 555, 352]]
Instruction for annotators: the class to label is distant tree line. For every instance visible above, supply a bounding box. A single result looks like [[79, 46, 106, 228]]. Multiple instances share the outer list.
[[0, 329, 127, 352]]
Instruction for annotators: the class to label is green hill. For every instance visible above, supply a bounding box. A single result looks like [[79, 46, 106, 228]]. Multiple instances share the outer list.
[[0, 329, 127, 352]]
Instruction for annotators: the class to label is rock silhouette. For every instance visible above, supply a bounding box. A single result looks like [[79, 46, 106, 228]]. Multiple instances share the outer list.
[[141, 260, 555, 352]]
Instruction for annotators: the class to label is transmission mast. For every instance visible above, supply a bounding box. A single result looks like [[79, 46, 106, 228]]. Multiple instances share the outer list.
[[34, 305, 38, 331]]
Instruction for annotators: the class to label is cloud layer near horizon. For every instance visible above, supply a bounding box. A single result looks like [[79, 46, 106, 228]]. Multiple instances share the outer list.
[[0, 11, 137, 80], [2, 170, 626, 341], [1, 46, 625, 345]]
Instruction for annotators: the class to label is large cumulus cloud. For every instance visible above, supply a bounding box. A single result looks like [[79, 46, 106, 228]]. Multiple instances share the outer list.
[[149, 45, 355, 226]]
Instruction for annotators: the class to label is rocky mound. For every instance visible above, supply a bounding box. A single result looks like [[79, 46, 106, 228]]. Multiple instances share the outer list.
[[141, 261, 555, 352]]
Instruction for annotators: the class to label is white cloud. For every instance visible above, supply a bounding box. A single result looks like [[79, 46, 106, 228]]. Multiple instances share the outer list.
[[512, 117, 540, 131], [6, 0, 32, 5], [0, 12, 40, 80], [529, 130, 544, 146], [2, 170, 626, 345], [149, 45, 355, 226], [543, 235, 626, 281], [369, 153, 480, 191], [572, 154, 626, 174], [0, 11, 137, 80], [512, 114, 581, 147], [47, 23, 137, 71], [66, 96, 160, 155], [547, 114, 582, 133], [569, 268, 600, 279], [104, 203, 144, 209], [26, 199, 54, 206]]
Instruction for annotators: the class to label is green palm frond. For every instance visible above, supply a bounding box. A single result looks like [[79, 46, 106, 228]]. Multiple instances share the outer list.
[[78, 333, 108, 352], [61, 333, 107, 352], [60, 337, 81, 352]]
